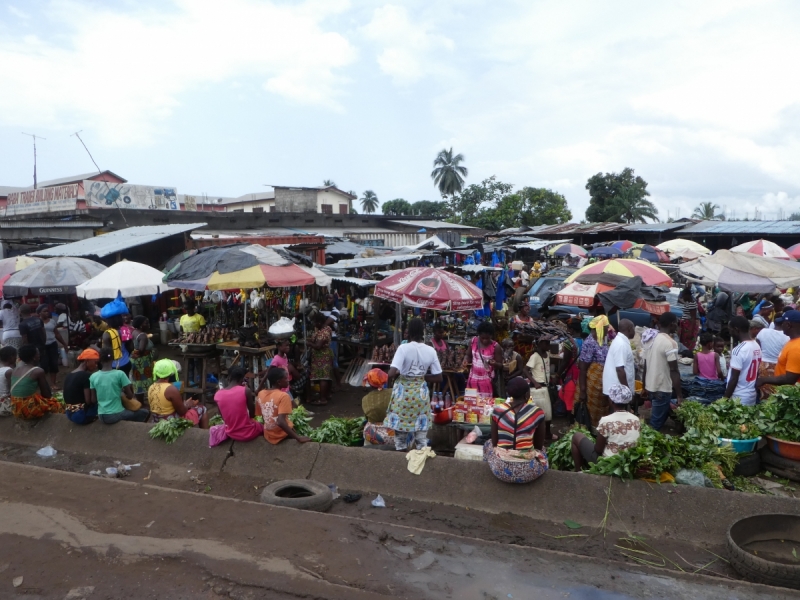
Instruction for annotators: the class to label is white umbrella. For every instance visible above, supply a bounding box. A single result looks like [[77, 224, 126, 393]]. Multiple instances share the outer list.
[[76, 260, 172, 299], [656, 239, 711, 255]]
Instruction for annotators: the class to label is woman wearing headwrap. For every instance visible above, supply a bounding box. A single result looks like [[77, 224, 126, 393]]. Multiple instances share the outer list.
[[577, 315, 612, 428], [570, 383, 640, 471], [63, 348, 100, 425], [361, 368, 394, 446], [147, 358, 208, 428], [483, 376, 548, 484]]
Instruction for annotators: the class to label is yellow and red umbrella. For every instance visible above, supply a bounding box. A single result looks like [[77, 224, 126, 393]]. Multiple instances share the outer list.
[[565, 259, 673, 287]]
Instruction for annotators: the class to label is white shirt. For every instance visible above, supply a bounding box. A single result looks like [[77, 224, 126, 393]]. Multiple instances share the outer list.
[[757, 328, 789, 364], [597, 412, 641, 457], [0, 306, 20, 333], [390, 342, 443, 377], [727, 340, 762, 406], [603, 334, 635, 397]]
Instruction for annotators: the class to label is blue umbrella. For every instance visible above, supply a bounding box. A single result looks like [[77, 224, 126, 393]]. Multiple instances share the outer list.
[[588, 245, 625, 258]]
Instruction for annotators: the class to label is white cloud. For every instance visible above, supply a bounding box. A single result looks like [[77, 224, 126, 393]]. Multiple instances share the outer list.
[[0, 0, 357, 144], [7, 5, 30, 19], [361, 4, 454, 85]]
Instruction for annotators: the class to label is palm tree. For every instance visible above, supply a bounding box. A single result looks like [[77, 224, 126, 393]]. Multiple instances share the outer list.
[[431, 148, 468, 198], [692, 201, 725, 221], [610, 187, 659, 223], [322, 179, 336, 187], [360, 190, 379, 214]]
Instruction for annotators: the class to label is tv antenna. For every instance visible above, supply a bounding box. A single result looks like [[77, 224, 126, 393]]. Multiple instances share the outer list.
[[71, 130, 101, 173], [21, 132, 45, 189]]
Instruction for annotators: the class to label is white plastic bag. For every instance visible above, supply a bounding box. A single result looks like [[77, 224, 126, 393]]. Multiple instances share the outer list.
[[371, 494, 386, 508], [268, 317, 295, 336], [59, 347, 69, 367], [464, 426, 482, 444], [36, 446, 57, 458]]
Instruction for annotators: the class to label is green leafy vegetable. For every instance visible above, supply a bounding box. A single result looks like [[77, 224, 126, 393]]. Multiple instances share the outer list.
[[547, 425, 593, 471], [675, 399, 763, 441], [310, 416, 365, 446], [149, 418, 194, 444], [759, 386, 800, 442], [209, 414, 224, 427], [289, 406, 314, 437]]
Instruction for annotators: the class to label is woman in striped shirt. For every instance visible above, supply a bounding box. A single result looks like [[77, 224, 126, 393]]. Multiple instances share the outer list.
[[483, 376, 548, 483]]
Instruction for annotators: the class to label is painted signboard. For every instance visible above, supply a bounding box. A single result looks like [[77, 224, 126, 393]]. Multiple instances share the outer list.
[[84, 180, 179, 210], [5, 183, 80, 216]]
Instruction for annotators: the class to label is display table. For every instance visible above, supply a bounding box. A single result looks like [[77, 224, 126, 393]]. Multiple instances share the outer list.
[[216, 342, 275, 391], [169, 343, 220, 401]]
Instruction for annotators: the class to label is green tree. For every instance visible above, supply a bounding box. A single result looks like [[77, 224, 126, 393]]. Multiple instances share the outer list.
[[410, 200, 450, 219], [517, 187, 572, 226], [381, 198, 413, 216], [431, 148, 468, 214], [585, 167, 657, 223], [322, 179, 336, 187], [360, 190, 379, 214], [450, 176, 513, 225], [692, 201, 725, 221]]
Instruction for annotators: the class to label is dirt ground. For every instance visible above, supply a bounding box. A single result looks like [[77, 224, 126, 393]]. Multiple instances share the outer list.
[[0, 460, 795, 600]]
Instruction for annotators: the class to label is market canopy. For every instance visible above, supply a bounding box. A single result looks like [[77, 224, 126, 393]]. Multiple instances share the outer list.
[[374, 267, 483, 311], [730, 239, 793, 260], [76, 260, 172, 299], [630, 244, 670, 263], [565, 259, 673, 287], [4, 257, 106, 297], [679, 249, 800, 293], [787, 243, 800, 260]]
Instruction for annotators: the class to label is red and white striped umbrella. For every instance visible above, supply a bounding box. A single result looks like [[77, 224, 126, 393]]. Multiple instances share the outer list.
[[374, 267, 483, 311], [730, 239, 793, 260]]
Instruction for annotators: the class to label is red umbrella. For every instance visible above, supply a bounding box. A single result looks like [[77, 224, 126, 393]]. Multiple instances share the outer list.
[[611, 240, 635, 252], [786, 243, 800, 260], [374, 267, 483, 311]]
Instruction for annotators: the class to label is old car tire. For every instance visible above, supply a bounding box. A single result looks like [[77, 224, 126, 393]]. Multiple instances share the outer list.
[[259, 479, 333, 512], [733, 452, 761, 477], [727, 515, 800, 589], [761, 448, 800, 472]]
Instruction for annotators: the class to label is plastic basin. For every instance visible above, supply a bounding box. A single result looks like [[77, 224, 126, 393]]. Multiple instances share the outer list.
[[718, 437, 760, 453], [433, 406, 454, 425], [766, 436, 800, 462]]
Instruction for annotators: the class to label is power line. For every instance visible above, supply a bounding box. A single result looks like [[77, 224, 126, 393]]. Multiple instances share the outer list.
[[21, 132, 45, 189]]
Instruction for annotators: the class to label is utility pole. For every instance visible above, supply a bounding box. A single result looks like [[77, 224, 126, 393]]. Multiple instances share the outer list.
[[70, 130, 101, 173], [21, 132, 45, 189]]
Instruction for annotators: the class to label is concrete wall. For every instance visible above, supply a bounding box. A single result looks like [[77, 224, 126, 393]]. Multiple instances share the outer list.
[[275, 188, 317, 213], [317, 190, 351, 214], [2, 414, 799, 550]]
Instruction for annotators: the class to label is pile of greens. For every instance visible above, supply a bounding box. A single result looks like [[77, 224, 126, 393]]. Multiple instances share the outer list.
[[310, 416, 366, 446], [289, 406, 314, 437], [547, 425, 593, 471], [675, 399, 762, 441], [759, 385, 800, 443], [209, 414, 224, 427], [149, 418, 195, 444]]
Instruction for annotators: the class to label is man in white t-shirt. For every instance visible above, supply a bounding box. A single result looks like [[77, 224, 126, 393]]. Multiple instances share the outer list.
[[602, 319, 635, 400], [752, 319, 788, 365], [724, 316, 762, 406], [642, 312, 683, 431]]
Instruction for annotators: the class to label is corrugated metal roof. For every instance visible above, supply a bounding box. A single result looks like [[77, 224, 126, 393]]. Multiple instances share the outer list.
[[0, 219, 103, 229], [679, 220, 800, 235], [388, 220, 478, 230], [624, 222, 689, 232], [33, 170, 127, 189], [0, 185, 25, 196], [31, 223, 206, 258], [328, 254, 422, 269]]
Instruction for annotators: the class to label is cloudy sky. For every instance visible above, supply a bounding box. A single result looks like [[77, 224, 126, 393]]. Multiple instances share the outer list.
[[1, 0, 799, 221]]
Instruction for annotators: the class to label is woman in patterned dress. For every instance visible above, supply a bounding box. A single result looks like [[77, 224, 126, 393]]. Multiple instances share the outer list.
[[465, 321, 503, 396], [308, 313, 334, 406], [483, 376, 548, 483], [577, 315, 612, 428], [386, 318, 442, 451], [129, 316, 156, 404]]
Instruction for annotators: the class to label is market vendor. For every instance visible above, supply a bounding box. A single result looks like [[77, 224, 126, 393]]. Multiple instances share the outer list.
[[577, 315, 611, 428], [570, 383, 640, 471], [757, 309, 800, 390], [147, 359, 208, 428], [256, 367, 311, 444], [524, 337, 556, 440], [361, 368, 394, 446], [429, 322, 448, 353], [483, 376, 548, 484], [63, 348, 100, 425], [642, 312, 683, 431], [386, 318, 442, 452], [465, 321, 502, 396], [752, 301, 773, 329], [10, 345, 64, 420]]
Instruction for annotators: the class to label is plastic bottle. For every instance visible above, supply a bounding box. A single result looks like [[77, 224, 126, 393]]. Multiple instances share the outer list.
[[444, 391, 452, 408]]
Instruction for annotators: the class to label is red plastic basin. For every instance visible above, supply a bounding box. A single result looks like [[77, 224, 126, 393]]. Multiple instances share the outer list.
[[766, 436, 800, 462]]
